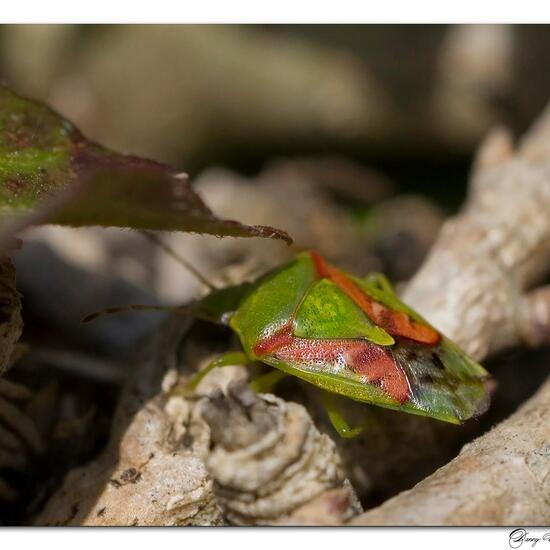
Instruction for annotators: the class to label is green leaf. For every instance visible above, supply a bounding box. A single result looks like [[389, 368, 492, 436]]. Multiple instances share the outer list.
[[0, 85, 292, 245]]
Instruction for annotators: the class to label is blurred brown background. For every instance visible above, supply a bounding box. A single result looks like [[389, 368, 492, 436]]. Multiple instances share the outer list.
[[2, 24, 550, 208]]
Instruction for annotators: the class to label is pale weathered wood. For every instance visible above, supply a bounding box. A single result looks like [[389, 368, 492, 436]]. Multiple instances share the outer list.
[[352, 101, 550, 526]]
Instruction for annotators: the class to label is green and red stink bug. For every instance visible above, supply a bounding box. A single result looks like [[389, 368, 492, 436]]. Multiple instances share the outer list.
[[86, 248, 491, 437], [186, 250, 491, 435]]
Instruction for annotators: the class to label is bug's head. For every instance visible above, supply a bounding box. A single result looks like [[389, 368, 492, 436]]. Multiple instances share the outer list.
[[195, 282, 255, 326]]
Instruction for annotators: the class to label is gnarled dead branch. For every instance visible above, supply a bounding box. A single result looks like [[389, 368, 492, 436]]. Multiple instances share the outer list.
[[351, 378, 550, 525], [203, 381, 361, 525]]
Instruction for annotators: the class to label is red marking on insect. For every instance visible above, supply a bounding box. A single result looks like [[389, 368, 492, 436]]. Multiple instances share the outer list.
[[310, 251, 440, 346], [253, 324, 294, 356], [344, 343, 409, 403], [254, 322, 409, 403]]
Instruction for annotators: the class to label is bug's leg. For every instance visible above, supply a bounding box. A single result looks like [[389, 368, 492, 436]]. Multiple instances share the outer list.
[[182, 351, 249, 394], [249, 369, 288, 393], [364, 272, 396, 296], [322, 392, 364, 438]]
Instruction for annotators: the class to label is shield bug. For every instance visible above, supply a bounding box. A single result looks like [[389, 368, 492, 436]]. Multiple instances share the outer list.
[[86, 249, 491, 437]]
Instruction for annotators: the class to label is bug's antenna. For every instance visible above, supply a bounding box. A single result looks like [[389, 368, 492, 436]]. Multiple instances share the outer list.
[[141, 231, 217, 290], [82, 304, 189, 323]]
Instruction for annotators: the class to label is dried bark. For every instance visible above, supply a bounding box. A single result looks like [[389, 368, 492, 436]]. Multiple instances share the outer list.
[[0, 254, 43, 502], [351, 378, 550, 525], [0, 256, 22, 377], [203, 382, 361, 525], [351, 104, 550, 525], [35, 316, 224, 526], [402, 122, 550, 360]]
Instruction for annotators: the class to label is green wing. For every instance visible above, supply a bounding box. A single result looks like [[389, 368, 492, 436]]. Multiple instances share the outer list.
[[294, 279, 394, 345]]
